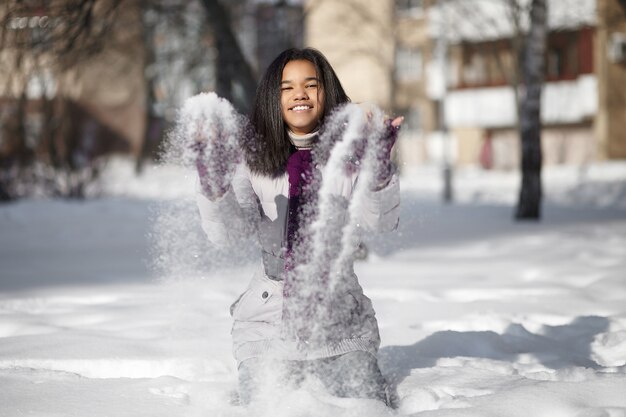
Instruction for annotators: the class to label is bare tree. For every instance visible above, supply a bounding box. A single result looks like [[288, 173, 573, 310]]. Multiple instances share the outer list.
[[134, 0, 208, 173], [0, 0, 125, 199], [199, 0, 257, 114], [1, 0, 262, 194], [133, 0, 261, 172], [516, 0, 547, 219], [440, 0, 578, 219]]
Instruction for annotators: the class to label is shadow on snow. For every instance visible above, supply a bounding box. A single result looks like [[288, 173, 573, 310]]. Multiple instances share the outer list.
[[378, 315, 610, 388]]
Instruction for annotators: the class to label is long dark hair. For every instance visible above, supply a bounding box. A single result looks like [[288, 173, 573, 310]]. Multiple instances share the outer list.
[[245, 48, 350, 177]]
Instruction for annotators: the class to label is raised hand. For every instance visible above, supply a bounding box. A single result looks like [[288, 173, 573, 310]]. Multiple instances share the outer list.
[[344, 111, 403, 189], [177, 93, 244, 200], [372, 116, 403, 188]]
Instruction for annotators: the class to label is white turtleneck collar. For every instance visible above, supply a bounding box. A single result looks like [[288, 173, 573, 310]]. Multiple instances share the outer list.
[[287, 129, 318, 150]]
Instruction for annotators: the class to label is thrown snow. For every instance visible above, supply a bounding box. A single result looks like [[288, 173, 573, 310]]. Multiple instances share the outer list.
[[1, 157, 625, 416]]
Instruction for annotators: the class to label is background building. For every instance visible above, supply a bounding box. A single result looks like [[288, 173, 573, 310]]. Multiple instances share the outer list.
[[305, 0, 626, 169], [0, 1, 146, 163], [1, 0, 624, 201]]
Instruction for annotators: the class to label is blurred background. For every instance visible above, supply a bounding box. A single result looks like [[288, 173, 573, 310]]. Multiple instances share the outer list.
[[1, 3, 626, 415], [0, 0, 625, 214]]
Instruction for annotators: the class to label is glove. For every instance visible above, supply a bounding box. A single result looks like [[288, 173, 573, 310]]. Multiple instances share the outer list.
[[371, 119, 400, 190], [179, 93, 243, 200], [192, 140, 233, 200]]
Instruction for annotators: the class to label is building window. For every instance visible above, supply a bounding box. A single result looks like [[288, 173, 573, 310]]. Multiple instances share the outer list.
[[396, 46, 423, 82], [459, 41, 512, 87], [609, 33, 626, 64], [547, 47, 564, 79], [463, 53, 487, 86], [396, 0, 424, 17], [546, 31, 584, 80], [404, 106, 421, 132]]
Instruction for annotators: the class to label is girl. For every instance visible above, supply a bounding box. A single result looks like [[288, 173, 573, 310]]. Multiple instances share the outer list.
[[194, 48, 402, 405]]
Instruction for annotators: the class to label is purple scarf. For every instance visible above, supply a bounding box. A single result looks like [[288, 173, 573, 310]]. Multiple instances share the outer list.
[[283, 148, 313, 285], [283, 140, 329, 344]]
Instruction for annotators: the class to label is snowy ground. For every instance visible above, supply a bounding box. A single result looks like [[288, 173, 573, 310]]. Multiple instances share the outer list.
[[1, 158, 625, 417]]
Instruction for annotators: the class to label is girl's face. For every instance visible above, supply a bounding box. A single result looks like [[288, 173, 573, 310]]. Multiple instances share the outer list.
[[280, 59, 325, 135]]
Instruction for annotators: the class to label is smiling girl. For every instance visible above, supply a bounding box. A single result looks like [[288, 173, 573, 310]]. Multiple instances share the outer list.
[[195, 48, 402, 405]]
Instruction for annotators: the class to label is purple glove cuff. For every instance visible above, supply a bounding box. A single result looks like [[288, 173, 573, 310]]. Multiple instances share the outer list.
[[193, 141, 229, 200], [372, 121, 400, 188]]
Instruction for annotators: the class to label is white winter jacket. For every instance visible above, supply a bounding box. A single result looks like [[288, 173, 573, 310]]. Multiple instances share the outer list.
[[196, 162, 400, 365]]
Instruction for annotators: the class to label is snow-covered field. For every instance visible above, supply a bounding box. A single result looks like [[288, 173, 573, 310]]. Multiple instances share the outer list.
[[1, 158, 625, 417]]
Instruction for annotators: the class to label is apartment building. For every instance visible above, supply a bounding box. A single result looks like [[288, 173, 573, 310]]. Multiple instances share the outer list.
[[2, 0, 623, 170], [305, 0, 626, 168]]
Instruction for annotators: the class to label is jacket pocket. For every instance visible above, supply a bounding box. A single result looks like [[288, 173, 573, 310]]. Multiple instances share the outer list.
[[231, 272, 283, 323]]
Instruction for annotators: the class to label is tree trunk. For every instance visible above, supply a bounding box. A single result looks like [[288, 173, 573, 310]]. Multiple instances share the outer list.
[[515, 0, 547, 220], [199, 0, 257, 115], [136, 6, 158, 175]]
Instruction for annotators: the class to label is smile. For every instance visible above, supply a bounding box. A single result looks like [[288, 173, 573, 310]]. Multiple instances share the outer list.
[[290, 105, 312, 111]]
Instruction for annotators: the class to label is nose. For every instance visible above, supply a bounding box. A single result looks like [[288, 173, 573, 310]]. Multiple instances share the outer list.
[[293, 86, 309, 100]]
